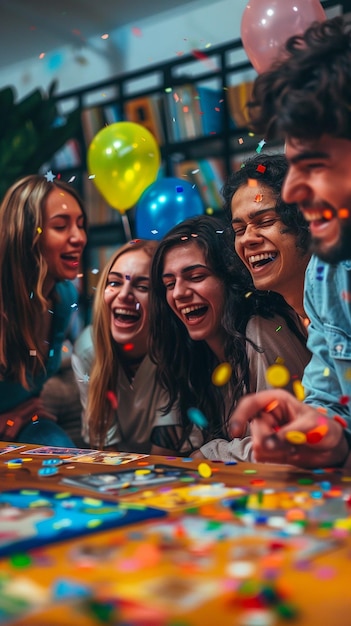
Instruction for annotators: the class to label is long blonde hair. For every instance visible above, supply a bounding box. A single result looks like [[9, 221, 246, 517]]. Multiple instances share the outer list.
[[87, 239, 158, 448], [0, 174, 87, 387]]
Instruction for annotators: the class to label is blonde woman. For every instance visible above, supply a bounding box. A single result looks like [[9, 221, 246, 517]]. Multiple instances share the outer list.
[[72, 240, 187, 454]]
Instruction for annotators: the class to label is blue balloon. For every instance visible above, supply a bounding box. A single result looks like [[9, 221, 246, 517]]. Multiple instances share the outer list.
[[135, 177, 204, 240]]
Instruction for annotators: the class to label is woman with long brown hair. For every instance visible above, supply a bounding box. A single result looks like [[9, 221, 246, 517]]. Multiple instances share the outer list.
[[0, 174, 87, 445]]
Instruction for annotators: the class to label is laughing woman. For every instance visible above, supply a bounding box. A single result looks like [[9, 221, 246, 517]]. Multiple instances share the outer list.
[[0, 174, 87, 445], [72, 240, 184, 454], [149, 215, 310, 461]]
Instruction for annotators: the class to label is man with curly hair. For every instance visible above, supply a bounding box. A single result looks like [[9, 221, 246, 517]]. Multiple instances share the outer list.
[[229, 17, 351, 469]]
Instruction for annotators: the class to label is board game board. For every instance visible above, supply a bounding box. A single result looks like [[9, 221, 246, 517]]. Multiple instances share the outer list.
[[0, 489, 167, 557]]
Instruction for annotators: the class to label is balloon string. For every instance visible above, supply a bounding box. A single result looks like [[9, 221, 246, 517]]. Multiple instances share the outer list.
[[120, 212, 132, 241]]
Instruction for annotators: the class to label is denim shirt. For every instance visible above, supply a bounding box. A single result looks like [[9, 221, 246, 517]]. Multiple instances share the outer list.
[[303, 255, 351, 427]]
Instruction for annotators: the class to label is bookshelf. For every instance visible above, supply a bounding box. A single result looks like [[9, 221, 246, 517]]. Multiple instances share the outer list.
[[46, 0, 346, 319]]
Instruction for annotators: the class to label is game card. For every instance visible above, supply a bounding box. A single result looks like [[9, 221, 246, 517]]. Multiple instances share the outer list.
[[62, 450, 149, 465], [20, 446, 99, 457], [0, 444, 26, 455], [61, 464, 195, 493]]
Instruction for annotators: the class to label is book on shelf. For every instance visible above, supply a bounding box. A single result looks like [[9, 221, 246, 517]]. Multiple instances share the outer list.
[[81, 103, 122, 150], [174, 158, 226, 210], [227, 81, 254, 129], [50, 138, 81, 169], [103, 103, 122, 125], [124, 95, 164, 145], [83, 173, 121, 226], [165, 84, 226, 141], [196, 86, 225, 136], [81, 106, 106, 149], [165, 84, 202, 142]]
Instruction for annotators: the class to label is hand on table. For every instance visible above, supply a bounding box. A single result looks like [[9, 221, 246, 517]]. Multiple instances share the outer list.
[[190, 449, 206, 460], [228, 389, 349, 469]]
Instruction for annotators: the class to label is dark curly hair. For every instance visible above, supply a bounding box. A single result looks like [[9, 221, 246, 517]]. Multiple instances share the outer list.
[[222, 153, 310, 252], [247, 17, 351, 141], [149, 215, 307, 451]]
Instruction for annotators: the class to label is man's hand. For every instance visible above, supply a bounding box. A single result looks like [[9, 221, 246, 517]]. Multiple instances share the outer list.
[[229, 389, 349, 468]]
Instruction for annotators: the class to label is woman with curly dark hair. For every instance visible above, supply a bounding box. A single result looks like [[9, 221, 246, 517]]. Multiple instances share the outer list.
[[149, 215, 310, 461]]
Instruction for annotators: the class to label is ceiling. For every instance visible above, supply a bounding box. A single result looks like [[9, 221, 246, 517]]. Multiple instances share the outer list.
[[1, 0, 349, 74], [0, 0, 199, 70]]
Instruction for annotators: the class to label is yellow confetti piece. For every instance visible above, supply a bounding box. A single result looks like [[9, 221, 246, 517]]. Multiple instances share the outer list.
[[323, 367, 330, 377], [293, 379, 305, 401], [211, 362, 232, 386], [37, 227, 42, 234], [285, 430, 307, 445], [87, 519, 103, 528], [198, 462, 212, 478], [265, 364, 290, 388], [135, 469, 152, 476], [82, 497, 103, 506]]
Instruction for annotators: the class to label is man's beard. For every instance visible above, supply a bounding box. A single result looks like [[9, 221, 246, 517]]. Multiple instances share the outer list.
[[311, 220, 351, 264]]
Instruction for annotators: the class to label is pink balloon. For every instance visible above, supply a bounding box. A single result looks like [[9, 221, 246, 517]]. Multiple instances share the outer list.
[[241, 0, 326, 74]]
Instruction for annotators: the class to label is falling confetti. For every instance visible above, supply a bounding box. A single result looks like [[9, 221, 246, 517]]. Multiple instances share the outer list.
[[265, 364, 290, 388], [44, 170, 56, 182], [106, 391, 118, 410], [292, 380, 305, 401], [187, 407, 208, 428], [211, 362, 232, 386]]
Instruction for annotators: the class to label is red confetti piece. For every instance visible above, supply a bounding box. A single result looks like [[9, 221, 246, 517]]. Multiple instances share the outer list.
[[306, 424, 328, 444], [322, 209, 333, 220], [264, 399, 279, 413], [339, 395, 350, 405], [341, 290, 351, 302], [123, 343, 134, 352], [106, 391, 118, 410], [338, 208, 349, 219], [6, 420, 14, 427], [191, 49, 209, 61], [256, 164, 266, 173], [306, 430, 324, 445], [132, 27, 142, 37], [333, 414, 348, 428]]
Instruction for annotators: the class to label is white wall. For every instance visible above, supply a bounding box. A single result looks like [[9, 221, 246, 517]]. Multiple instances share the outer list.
[[0, 0, 250, 100]]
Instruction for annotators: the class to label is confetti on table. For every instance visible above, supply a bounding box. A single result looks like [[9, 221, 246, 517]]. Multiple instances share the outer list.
[[198, 462, 212, 478]]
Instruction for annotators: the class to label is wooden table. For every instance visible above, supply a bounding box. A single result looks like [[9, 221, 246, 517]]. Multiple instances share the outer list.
[[0, 441, 350, 625]]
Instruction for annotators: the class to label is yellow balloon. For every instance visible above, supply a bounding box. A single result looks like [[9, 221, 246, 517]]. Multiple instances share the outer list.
[[87, 122, 161, 213]]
